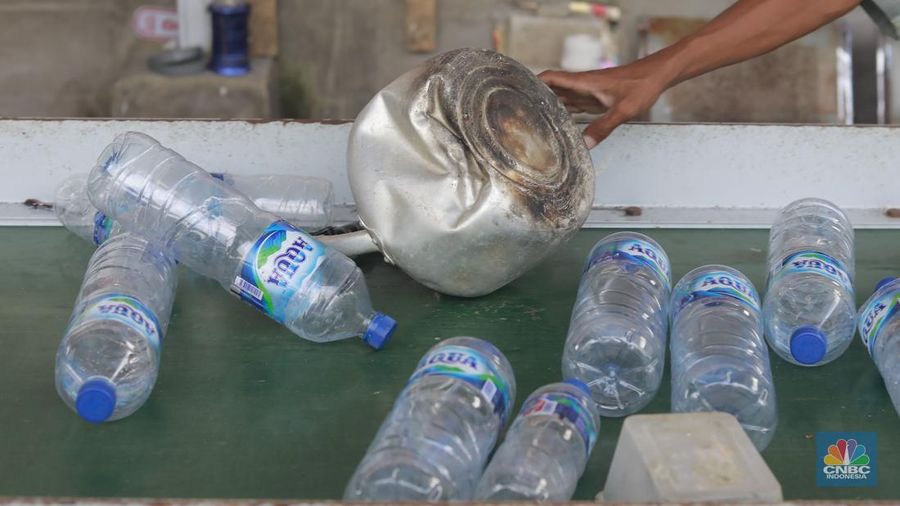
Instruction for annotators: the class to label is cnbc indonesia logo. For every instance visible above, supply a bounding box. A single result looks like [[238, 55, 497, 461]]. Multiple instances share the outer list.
[[817, 433, 877, 487], [823, 439, 870, 478]]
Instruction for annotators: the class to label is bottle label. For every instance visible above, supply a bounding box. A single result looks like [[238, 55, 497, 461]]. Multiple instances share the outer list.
[[771, 251, 853, 293], [859, 289, 900, 357], [408, 345, 513, 423], [231, 220, 326, 324], [587, 238, 671, 288], [68, 294, 163, 352], [673, 270, 760, 316], [92, 211, 114, 246], [520, 391, 597, 453]]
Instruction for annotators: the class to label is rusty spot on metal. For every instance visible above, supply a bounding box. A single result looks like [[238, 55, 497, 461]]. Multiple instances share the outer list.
[[23, 198, 52, 209], [886, 208, 900, 218], [406, 49, 593, 229], [624, 206, 642, 217], [487, 91, 559, 174]]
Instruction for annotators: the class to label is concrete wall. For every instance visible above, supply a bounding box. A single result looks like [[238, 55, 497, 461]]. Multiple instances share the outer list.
[[0, 0, 174, 118], [0, 0, 884, 123], [277, 0, 509, 119], [278, 0, 881, 122]]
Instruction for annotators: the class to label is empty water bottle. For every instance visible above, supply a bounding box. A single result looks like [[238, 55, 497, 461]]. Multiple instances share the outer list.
[[55, 175, 120, 246], [562, 232, 671, 417], [87, 132, 395, 349], [55, 232, 177, 423], [344, 337, 516, 501], [210, 172, 334, 229], [670, 265, 777, 450], [474, 380, 598, 502], [858, 277, 900, 415], [764, 198, 855, 366]]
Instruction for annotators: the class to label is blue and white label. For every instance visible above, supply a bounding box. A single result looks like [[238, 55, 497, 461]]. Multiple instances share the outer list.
[[859, 289, 900, 357], [587, 237, 671, 288], [409, 345, 513, 423], [69, 294, 163, 352], [92, 211, 115, 246], [520, 391, 598, 453], [772, 251, 853, 293], [673, 270, 761, 316], [230, 220, 326, 323]]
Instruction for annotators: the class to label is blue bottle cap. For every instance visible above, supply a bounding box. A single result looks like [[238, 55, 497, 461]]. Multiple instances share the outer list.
[[564, 378, 592, 396], [363, 313, 397, 350], [876, 277, 897, 291], [790, 326, 827, 365], [76, 378, 117, 424]]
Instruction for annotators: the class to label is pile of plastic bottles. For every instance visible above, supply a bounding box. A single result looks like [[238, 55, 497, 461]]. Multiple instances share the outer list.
[[343, 197, 898, 501], [52, 132, 900, 502], [55, 132, 396, 423]]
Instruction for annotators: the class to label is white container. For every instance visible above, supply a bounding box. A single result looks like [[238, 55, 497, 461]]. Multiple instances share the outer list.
[[600, 413, 782, 503]]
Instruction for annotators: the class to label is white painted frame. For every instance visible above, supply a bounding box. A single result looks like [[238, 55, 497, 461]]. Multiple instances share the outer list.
[[0, 119, 898, 228]]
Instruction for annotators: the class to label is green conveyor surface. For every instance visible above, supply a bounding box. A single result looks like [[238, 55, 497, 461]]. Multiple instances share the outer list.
[[0, 228, 897, 501]]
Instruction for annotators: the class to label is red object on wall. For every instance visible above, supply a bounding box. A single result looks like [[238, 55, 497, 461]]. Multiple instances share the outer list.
[[132, 6, 179, 41]]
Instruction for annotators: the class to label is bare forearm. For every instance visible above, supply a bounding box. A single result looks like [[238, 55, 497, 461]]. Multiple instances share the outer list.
[[651, 0, 861, 87]]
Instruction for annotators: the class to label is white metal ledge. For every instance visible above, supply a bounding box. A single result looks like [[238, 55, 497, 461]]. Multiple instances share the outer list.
[[1, 119, 898, 228]]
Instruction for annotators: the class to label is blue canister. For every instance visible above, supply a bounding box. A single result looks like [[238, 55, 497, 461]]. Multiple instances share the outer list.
[[209, 0, 251, 76]]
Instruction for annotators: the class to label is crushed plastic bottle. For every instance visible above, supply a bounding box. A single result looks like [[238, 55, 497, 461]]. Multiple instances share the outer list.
[[670, 265, 777, 450], [210, 172, 334, 229], [54, 175, 120, 246], [344, 337, 516, 501], [474, 380, 599, 501], [87, 131, 395, 349], [562, 232, 670, 417], [56, 172, 334, 245]]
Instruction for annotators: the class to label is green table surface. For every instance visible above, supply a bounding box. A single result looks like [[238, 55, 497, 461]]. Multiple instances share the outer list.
[[0, 227, 898, 501]]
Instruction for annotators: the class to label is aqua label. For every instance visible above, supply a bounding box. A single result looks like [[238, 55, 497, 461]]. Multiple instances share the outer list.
[[231, 220, 326, 323], [520, 391, 598, 453], [408, 344, 513, 423]]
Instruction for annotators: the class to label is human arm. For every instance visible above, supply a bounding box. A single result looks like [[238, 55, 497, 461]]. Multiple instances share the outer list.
[[540, 0, 863, 148]]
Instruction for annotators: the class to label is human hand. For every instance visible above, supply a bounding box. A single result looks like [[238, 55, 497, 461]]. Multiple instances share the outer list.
[[539, 61, 673, 149]]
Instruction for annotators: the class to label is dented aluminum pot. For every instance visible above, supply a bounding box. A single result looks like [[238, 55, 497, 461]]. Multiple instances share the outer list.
[[340, 49, 594, 297]]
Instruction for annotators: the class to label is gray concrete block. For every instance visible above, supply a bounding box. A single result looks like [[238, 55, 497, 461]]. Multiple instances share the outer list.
[[110, 58, 277, 119], [0, 0, 121, 117], [277, 0, 503, 119], [0, 0, 177, 118]]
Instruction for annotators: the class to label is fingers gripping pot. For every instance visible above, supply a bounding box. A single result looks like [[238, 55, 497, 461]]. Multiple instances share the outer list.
[[344, 49, 594, 297]]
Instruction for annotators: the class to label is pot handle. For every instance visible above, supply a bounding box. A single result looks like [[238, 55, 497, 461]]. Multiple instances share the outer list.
[[317, 230, 380, 257]]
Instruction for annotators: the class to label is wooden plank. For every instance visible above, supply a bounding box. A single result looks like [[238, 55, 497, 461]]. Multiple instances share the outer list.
[[249, 0, 278, 57], [405, 0, 436, 53]]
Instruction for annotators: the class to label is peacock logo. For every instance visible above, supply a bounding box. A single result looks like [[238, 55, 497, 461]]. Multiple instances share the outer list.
[[818, 434, 876, 486], [824, 438, 870, 467]]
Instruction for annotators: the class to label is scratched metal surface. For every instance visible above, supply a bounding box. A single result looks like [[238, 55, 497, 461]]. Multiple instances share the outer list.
[[0, 228, 897, 501]]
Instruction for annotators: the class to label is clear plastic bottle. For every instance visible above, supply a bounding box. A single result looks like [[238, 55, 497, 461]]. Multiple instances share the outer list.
[[344, 337, 516, 502], [55, 232, 177, 423], [87, 132, 395, 349], [54, 175, 120, 246], [670, 265, 777, 450], [474, 380, 599, 502], [562, 232, 671, 417], [858, 277, 900, 415], [210, 172, 334, 229], [764, 198, 855, 366]]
